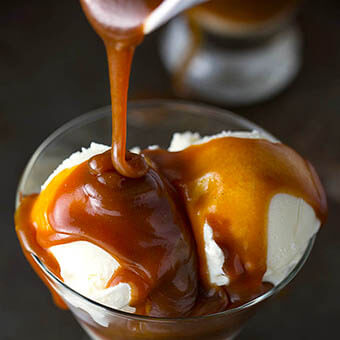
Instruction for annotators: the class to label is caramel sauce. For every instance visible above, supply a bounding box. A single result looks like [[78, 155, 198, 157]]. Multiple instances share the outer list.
[[144, 137, 327, 298], [18, 150, 199, 316], [80, 0, 163, 178], [14, 0, 327, 319]]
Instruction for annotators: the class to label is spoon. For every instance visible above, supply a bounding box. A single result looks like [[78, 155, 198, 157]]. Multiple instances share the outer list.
[[144, 0, 208, 34]]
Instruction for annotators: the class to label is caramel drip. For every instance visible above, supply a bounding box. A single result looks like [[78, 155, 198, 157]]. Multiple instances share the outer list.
[[190, 0, 300, 25], [80, 0, 162, 178], [144, 137, 327, 298], [106, 45, 148, 178], [15, 195, 66, 309]]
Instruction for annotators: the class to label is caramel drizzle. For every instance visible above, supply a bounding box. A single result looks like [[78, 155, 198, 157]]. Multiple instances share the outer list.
[[80, 0, 162, 178]]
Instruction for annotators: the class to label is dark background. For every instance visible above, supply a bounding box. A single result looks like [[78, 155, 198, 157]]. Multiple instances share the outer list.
[[1, 0, 339, 339]]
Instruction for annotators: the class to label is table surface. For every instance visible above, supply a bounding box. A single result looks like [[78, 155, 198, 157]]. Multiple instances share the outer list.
[[1, 0, 339, 339]]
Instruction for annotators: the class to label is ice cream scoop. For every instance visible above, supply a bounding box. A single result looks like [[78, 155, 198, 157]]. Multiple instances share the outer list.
[[144, 131, 327, 302], [20, 142, 199, 318], [167, 131, 322, 286]]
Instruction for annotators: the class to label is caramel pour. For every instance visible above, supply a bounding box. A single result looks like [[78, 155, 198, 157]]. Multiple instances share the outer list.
[[80, 0, 162, 178], [14, 0, 327, 319], [15, 195, 66, 309]]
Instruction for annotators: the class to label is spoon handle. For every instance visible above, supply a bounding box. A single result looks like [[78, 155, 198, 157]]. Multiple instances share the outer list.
[[144, 0, 208, 34]]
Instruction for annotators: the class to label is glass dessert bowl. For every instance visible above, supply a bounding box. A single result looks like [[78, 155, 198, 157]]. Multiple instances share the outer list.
[[161, 0, 302, 106], [16, 100, 316, 340]]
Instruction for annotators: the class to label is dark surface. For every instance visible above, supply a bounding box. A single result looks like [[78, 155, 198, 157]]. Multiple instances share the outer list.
[[1, 0, 339, 339]]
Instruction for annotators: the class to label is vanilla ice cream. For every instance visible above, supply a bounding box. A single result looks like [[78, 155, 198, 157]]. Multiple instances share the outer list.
[[167, 131, 321, 288], [41, 143, 135, 319]]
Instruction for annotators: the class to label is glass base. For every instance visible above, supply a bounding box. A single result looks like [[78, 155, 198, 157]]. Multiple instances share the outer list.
[[161, 17, 302, 106], [81, 324, 240, 340], [18, 102, 314, 340]]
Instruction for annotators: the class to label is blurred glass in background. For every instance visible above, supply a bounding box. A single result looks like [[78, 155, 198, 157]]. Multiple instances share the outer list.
[[161, 0, 303, 106]]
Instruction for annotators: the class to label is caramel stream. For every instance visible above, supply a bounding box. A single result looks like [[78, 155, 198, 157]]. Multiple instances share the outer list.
[[80, 0, 162, 178]]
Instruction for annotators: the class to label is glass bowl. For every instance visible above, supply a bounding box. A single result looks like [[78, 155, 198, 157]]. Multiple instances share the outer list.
[[160, 1, 302, 106], [15, 100, 315, 340]]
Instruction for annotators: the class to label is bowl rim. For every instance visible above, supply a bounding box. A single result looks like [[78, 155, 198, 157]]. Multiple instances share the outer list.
[[16, 100, 315, 323]]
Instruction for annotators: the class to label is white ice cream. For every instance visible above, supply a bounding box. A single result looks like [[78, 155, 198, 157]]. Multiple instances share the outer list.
[[42, 130, 320, 321], [264, 194, 320, 285], [41, 143, 135, 321], [49, 241, 134, 313]]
